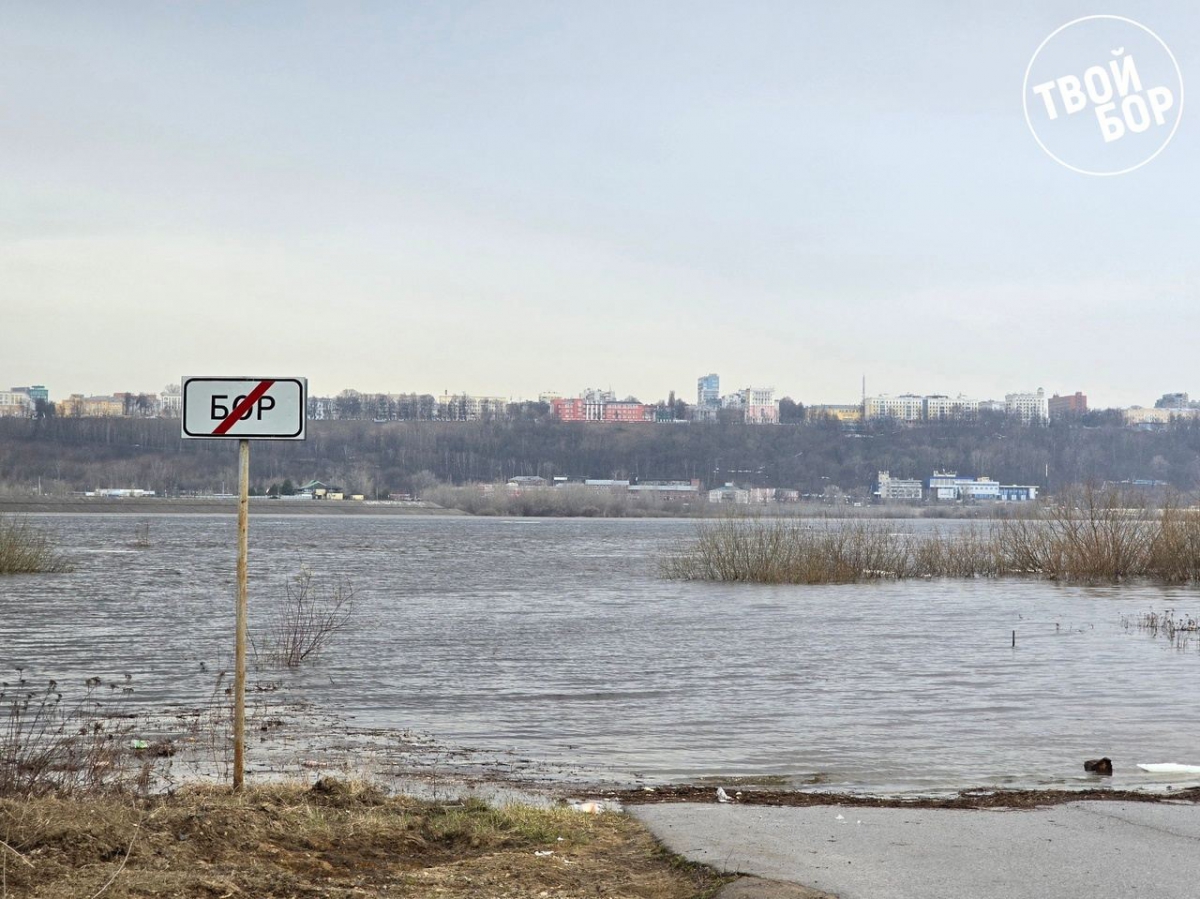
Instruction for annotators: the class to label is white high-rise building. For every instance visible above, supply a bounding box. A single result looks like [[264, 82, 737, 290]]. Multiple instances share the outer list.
[[924, 394, 979, 420], [1005, 388, 1049, 423], [864, 394, 925, 421], [740, 387, 779, 424]]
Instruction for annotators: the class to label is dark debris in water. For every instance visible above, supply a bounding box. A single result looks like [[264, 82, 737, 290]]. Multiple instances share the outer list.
[[612, 784, 1200, 809]]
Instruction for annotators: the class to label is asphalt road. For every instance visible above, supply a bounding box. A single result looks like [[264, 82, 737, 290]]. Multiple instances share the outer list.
[[632, 800, 1200, 899]]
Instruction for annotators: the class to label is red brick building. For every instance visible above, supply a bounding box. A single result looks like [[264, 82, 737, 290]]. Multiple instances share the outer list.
[[550, 396, 654, 422], [1048, 392, 1088, 420]]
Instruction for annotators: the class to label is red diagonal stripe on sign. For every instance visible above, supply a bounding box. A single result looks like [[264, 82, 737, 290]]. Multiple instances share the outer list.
[[212, 379, 276, 436]]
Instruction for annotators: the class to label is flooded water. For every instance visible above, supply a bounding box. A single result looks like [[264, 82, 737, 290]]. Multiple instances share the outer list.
[[4, 513, 1200, 795]]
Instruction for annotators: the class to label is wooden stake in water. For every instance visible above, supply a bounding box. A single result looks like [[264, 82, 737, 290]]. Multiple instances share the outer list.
[[1012, 630, 1016, 648], [234, 438, 250, 790]]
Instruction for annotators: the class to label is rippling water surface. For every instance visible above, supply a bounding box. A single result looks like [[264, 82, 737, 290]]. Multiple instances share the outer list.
[[4, 513, 1200, 793]]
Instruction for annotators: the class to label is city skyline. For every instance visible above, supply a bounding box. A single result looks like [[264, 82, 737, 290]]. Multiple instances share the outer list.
[[4, 2, 1198, 406], [5, 371, 1192, 415]]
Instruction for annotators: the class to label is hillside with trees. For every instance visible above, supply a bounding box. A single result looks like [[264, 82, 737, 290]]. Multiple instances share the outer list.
[[1, 414, 1198, 500]]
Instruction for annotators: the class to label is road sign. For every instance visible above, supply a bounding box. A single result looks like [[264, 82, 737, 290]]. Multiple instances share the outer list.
[[182, 377, 307, 440], [181, 375, 307, 789]]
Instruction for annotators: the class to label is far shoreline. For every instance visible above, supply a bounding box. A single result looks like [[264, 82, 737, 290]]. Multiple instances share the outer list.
[[0, 495, 1042, 520], [0, 496, 468, 516]]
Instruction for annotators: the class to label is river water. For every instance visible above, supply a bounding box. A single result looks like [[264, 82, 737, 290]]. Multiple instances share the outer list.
[[3, 514, 1199, 795]]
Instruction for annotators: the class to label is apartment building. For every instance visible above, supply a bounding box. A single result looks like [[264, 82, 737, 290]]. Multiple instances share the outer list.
[[437, 394, 509, 421], [875, 471, 924, 501], [864, 394, 925, 421], [550, 395, 653, 423], [1004, 388, 1049, 423], [740, 386, 779, 424], [0, 390, 33, 417], [924, 394, 979, 420], [1048, 392, 1088, 420]]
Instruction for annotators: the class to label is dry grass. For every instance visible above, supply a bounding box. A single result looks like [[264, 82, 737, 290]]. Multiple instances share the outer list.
[[0, 517, 70, 575], [0, 780, 727, 898], [0, 678, 143, 800], [662, 489, 1200, 585]]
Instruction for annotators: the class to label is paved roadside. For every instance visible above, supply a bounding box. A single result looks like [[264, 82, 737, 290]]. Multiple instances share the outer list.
[[633, 801, 1200, 899]]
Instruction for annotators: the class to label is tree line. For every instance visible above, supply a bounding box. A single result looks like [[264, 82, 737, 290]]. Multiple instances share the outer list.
[[1, 414, 1199, 499]]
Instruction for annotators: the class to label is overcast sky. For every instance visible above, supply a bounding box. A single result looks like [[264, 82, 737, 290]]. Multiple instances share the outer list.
[[3, 1, 1196, 407]]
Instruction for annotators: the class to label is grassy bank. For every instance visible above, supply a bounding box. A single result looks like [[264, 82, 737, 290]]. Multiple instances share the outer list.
[[662, 490, 1200, 584], [0, 780, 726, 898]]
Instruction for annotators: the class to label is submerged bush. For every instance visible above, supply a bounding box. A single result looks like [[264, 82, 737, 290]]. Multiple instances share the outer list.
[[660, 518, 992, 584], [254, 567, 355, 668], [662, 489, 1200, 585], [0, 516, 71, 574]]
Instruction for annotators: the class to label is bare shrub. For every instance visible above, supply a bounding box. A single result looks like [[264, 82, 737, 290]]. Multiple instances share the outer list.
[[0, 673, 134, 798], [256, 567, 355, 668], [0, 516, 71, 575], [994, 487, 1200, 583]]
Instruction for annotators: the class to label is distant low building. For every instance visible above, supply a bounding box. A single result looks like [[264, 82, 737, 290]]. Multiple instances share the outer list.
[[875, 471, 923, 501], [296, 480, 338, 498], [707, 484, 750, 504], [627, 479, 701, 500], [928, 471, 1038, 502], [998, 485, 1038, 501], [507, 475, 548, 489], [929, 472, 1000, 501], [583, 479, 630, 489]]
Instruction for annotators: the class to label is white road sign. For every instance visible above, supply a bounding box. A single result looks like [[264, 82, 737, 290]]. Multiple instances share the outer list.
[[182, 377, 307, 440]]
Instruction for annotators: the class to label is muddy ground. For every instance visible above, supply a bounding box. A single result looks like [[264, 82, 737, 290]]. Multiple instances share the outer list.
[[612, 783, 1200, 810]]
